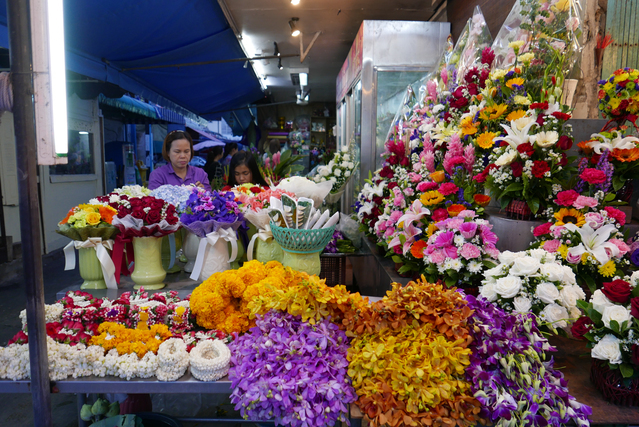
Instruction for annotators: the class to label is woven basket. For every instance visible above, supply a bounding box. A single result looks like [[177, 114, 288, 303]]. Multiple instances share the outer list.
[[505, 200, 534, 221], [591, 360, 639, 406], [270, 223, 336, 254]]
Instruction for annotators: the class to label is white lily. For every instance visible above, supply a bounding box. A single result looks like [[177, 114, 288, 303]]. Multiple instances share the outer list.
[[586, 131, 639, 154], [494, 118, 538, 149], [564, 223, 620, 265]]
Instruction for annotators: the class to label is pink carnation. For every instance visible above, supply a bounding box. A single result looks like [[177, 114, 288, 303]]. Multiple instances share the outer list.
[[431, 208, 448, 222], [429, 249, 446, 265], [552, 226, 565, 238], [460, 243, 481, 259], [457, 210, 477, 219], [459, 222, 478, 239], [447, 218, 465, 230], [409, 172, 422, 183], [417, 181, 438, 192], [434, 231, 455, 248], [403, 187, 414, 197], [384, 228, 395, 238], [438, 182, 459, 196], [605, 206, 626, 226], [533, 222, 553, 237], [609, 238, 630, 255], [480, 227, 498, 246], [555, 190, 579, 206], [573, 195, 598, 209], [543, 239, 561, 253]]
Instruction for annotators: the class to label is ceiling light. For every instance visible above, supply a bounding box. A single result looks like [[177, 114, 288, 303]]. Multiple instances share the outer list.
[[289, 18, 300, 37], [78, 131, 89, 135], [299, 72, 308, 87], [273, 42, 280, 57], [278, 58, 283, 70], [291, 0, 300, 5]]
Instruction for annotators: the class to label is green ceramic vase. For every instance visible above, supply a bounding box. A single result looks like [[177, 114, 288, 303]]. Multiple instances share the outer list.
[[281, 250, 321, 276], [78, 247, 107, 289], [131, 236, 166, 290], [255, 238, 284, 264]]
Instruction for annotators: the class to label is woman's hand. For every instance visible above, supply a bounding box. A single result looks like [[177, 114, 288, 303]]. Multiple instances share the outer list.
[[195, 181, 205, 188]]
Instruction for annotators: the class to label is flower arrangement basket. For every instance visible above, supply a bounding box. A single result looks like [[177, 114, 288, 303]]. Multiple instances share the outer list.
[[591, 360, 639, 406], [505, 199, 533, 221], [320, 254, 346, 286]]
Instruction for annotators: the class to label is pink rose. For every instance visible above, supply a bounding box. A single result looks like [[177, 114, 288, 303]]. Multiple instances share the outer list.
[[377, 221, 388, 232], [417, 181, 438, 192], [445, 245, 459, 259], [460, 243, 481, 259], [409, 172, 422, 183], [566, 250, 582, 264], [431, 208, 448, 222], [543, 239, 561, 253], [533, 222, 553, 237], [555, 190, 579, 207], [459, 222, 478, 239], [584, 212, 605, 229], [605, 206, 626, 226], [573, 195, 598, 209], [429, 250, 446, 265], [610, 238, 630, 256]]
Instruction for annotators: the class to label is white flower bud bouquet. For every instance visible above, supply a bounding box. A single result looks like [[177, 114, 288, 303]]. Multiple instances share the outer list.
[[313, 146, 358, 204]]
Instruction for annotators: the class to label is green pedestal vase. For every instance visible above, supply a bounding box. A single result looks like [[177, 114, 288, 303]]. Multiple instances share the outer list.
[[78, 247, 107, 289], [255, 238, 284, 264], [270, 224, 335, 276], [131, 236, 166, 290]]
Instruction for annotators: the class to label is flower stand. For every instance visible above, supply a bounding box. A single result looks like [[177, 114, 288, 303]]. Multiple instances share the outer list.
[[271, 224, 335, 276], [131, 236, 166, 290], [591, 360, 639, 406], [78, 247, 107, 289]]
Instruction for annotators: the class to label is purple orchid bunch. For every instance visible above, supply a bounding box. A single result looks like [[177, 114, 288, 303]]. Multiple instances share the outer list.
[[323, 230, 345, 253], [228, 310, 356, 427], [464, 293, 592, 427], [180, 188, 242, 226]]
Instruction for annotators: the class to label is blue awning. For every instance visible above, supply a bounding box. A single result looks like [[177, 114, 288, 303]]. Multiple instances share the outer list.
[[0, 0, 263, 134]]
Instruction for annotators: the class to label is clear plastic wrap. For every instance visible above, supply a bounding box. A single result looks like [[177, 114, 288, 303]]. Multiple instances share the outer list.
[[455, 6, 493, 86]]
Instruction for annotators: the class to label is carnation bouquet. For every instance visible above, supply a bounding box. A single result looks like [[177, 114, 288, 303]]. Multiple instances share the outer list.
[[531, 200, 630, 293], [479, 248, 585, 333], [179, 187, 245, 281], [313, 145, 358, 204], [573, 271, 639, 382]]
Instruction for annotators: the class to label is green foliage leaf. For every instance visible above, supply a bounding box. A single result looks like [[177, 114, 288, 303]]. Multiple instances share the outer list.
[[398, 264, 412, 274], [391, 256, 403, 264], [612, 175, 625, 192], [610, 320, 620, 334], [504, 182, 524, 193], [529, 197, 540, 214], [620, 363, 634, 379]]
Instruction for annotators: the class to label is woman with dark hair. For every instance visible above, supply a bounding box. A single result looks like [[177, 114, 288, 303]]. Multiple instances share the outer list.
[[147, 130, 211, 190], [222, 142, 238, 167], [227, 151, 268, 187], [204, 145, 225, 186]]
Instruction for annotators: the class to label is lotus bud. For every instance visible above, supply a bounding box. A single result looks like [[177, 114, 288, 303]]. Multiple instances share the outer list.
[[106, 401, 120, 418], [91, 398, 109, 416], [80, 404, 94, 421]]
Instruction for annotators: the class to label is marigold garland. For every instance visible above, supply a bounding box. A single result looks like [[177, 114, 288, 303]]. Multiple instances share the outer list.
[[89, 322, 172, 358], [189, 260, 303, 333], [346, 277, 484, 427]]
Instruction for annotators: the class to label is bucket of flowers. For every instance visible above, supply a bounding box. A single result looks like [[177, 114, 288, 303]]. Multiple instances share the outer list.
[[179, 187, 245, 282], [94, 192, 180, 290], [57, 203, 119, 289]]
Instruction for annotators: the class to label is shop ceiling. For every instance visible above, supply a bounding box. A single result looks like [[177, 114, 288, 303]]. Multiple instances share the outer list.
[[0, 0, 442, 122]]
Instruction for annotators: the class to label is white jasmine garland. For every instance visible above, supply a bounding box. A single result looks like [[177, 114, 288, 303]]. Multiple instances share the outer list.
[[156, 338, 189, 381], [190, 340, 231, 381]]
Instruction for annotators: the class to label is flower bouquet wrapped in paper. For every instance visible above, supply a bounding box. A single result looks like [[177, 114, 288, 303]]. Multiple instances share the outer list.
[[479, 248, 585, 334], [179, 188, 245, 281], [95, 192, 180, 289], [274, 176, 332, 208], [57, 204, 119, 289]]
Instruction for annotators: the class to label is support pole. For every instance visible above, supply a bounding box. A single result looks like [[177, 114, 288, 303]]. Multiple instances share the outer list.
[[7, 0, 52, 426]]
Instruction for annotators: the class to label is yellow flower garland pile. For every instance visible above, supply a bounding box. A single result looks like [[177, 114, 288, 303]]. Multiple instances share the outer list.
[[89, 322, 172, 358], [190, 260, 308, 333]]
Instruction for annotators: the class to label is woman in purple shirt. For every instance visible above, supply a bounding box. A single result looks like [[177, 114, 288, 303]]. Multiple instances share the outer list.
[[148, 130, 211, 191]]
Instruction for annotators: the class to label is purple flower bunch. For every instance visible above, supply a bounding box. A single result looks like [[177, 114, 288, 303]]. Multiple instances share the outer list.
[[180, 188, 242, 226], [323, 230, 345, 253], [464, 294, 592, 427], [228, 310, 356, 427]]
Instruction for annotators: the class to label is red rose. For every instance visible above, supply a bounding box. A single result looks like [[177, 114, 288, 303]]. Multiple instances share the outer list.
[[602, 279, 631, 304], [432, 208, 449, 221], [570, 316, 594, 340], [438, 182, 459, 196], [558, 152, 568, 167], [510, 161, 523, 178], [531, 160, 550, 178], [558, 135, 573, 150], [552, 111, 572, 121], [631, 297, 639, 319], [604, 206, 626, 226], [387, 155, 399, 165], [131, 207, 146, 220], [146, 209, 162, 225], [166, 213, 179, 225], [633, 344, 639, 366], [530, 102, 549, 110], [250, 186, 262, 193], [590, 154, 601, 165], [536, 115, 545, 126], [388, 182, 399, 190], [580, 168, 606, 184], [555, 190, 579, 206], [533, 222, 553, 237], [117, 205, 131, 217], [517, 142, 535, 157], [380, 166, 394, 179]]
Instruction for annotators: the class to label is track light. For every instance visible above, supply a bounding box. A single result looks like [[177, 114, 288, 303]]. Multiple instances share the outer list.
[[291, 0, 300, 4], [273, 42, 280, 57], [289, 18, 300, 37], [278, 58, 283, 70]]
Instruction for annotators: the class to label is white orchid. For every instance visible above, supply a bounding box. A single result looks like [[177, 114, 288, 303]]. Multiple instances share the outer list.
[[586, 131, 639, 154], [564, 223, 620, 265], [494, 118, 538, 149]]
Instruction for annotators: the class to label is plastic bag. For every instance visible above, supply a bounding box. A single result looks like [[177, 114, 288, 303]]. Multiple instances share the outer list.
[[337, 213, 362, 249], [275, 176, 332, 208]]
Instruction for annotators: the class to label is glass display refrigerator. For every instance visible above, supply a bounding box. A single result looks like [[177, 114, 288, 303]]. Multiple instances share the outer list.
[[336, 20, 450, 212]]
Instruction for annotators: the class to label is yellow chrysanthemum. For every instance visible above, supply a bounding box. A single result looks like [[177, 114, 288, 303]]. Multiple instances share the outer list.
[[598, 260, 616, 277], [557, 244, 569, 259], [420, 191, 445, 206], [476, 131, 499, 149], [554, 208, 586, 227], [506, 110, 526, 122]]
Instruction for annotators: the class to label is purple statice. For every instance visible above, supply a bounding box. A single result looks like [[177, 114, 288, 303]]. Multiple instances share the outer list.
[[594, 150, 613, 193], [464, 294, 592, 427], [323, 230, 345, 253], [180, 188, 242, 226], [574, 158, 589, 194], [228, 310, 356, 427]]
